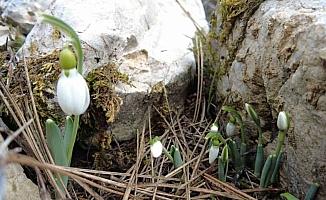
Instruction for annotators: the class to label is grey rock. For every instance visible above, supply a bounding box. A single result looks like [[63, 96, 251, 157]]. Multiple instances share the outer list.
[[19, 0, 208, 141], [0, 135, 40, 200], [0, 0, 51, 34], [213, 0, 326, 198]]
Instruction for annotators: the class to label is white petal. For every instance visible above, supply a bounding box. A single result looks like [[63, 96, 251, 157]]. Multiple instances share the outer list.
[[226, 122, 236, 137], [210, 124, 218, 132], [57, 73, 74, 115], [56, 69, 90, 115], [277, 111, 288, 131], [209, 145, 219, 164], [150, 141, 163, 158]]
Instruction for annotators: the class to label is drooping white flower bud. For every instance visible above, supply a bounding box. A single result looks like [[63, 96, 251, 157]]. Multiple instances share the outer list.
[[210, 123, 219, 132], [209, 145, 219, 164], [226, 122, 236, 137], [56, 68, 90, 115], [245, 103, 260, 126], [150, 140, 163, 158], [277, 111, 289, 131]]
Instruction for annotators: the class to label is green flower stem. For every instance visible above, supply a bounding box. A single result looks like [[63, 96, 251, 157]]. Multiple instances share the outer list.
[[163, 147, 174, 163], [254, 126, 264, 177], [275, 130, 285, 157], [67, 115, 79, 165], [254, 144, 264, 177], [258, 126, 263, 145], [41, 14, 83, 74]]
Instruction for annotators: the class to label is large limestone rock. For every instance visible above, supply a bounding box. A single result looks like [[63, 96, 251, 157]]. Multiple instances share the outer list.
[[212, 0, 325, 198], [0, 135, 40, 200], [19, 0, 208, 141]]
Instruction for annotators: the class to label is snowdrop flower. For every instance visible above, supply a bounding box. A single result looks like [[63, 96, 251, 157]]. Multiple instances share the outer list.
[[56, 47, 90, 115], [277, 111, 289, 131], [209, 145, 219, 164], [57, 68, 90, 115], [210, 123, 219, 132], [150, 140, 163, 158], [226, 122, 236, 137]]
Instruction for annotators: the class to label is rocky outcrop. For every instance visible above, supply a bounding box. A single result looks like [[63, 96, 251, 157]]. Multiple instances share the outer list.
[[0, 135, 40, 200], [19, 0, 208, 141], [211, 0, 325, 198]]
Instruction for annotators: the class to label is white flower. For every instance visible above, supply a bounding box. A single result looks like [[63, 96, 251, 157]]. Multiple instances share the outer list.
[[210, 123, 219, 132], [57, 68, 90, 115], [277, 111, 289, 131], [150, 140, 163, 158], [209, 145, 219, 164], [226, 122, 236, 137]]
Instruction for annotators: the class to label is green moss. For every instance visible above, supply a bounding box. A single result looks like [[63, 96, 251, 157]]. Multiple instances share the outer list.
[[86, 63, 130, 124], [194, 0, 264, 107]]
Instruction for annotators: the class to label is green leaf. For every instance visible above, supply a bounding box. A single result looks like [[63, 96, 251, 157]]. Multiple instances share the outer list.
[[260, 154, 272, 188], [63, 116, 74, 159], [304, 183, 319, 200], [280, 193, 299, 200], [46, 119, 69, 190], [46, 119, 68, 167], [218, 157, 226, 181], [271, 151, 283, 184], [171, 145, 183, 168], [254, 144, 264, 177]]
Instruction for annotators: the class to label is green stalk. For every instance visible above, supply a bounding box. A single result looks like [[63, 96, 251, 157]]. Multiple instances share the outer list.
[[254, 144, 264, 177], [163, 147, 174, 163], [254, 126, 264, 176], [275, 130, 285, 157], [228, 140, 241, 171], [41, 14, 83, 74]]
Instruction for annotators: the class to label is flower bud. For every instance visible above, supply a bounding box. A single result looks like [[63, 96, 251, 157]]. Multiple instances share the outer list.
[[210, 123, 218, 132], [56, 68, 90, 115], [245, 103, 260, 126], [150, 140, 163, 158], [221, 145, 229, 163], [59, 48, 77, 70], [277, 111, 289, 131], [209, 145, 219, 164], [226, 122, 236, 137]]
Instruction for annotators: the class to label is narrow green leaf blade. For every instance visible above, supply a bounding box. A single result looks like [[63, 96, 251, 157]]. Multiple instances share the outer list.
[[46, 119, 68, 167], [280, 193, 299, 200]]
